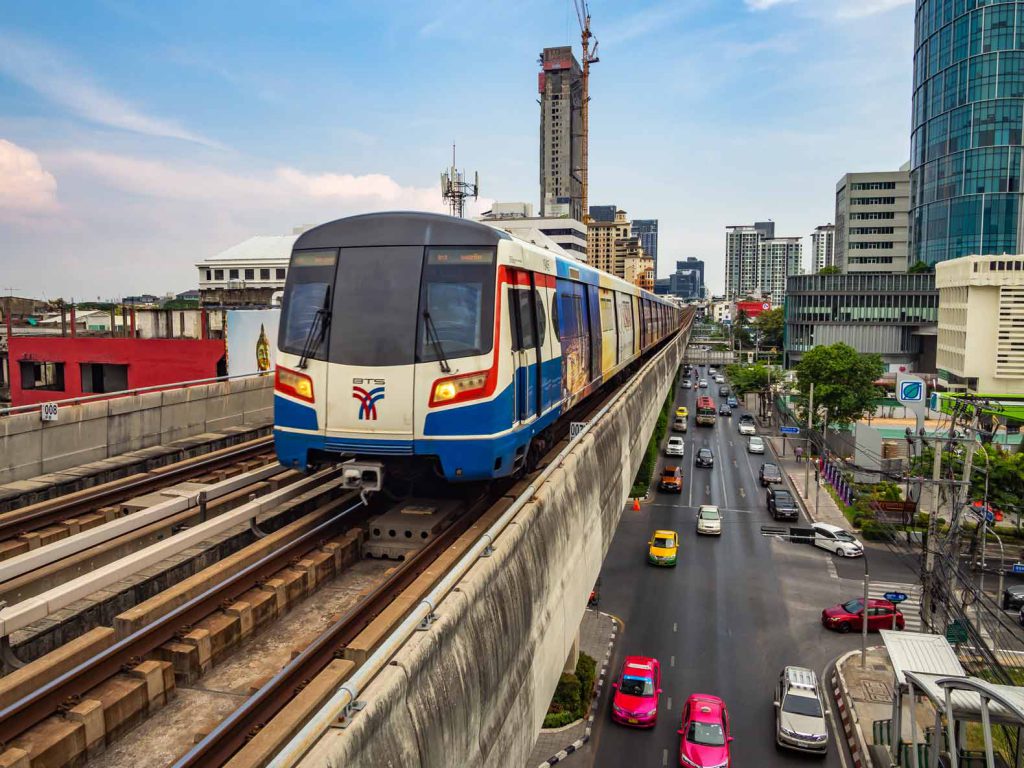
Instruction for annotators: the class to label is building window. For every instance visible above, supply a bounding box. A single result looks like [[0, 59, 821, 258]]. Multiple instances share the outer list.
[[276, 268, 286, 280], [260, 268, 270, 280], [205, 269, 212, 281], [80, 363, 128, 394], [19, 361, 65, 391], [229, 269, 239, 280], [214, 269, 224, 280], [244, 268, 255, 280]]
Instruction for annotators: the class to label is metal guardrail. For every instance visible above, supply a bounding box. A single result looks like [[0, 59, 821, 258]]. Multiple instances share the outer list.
[[0, 371, 271, 417]]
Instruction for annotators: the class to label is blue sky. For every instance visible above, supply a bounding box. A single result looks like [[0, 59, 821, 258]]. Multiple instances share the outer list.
[[0, 0, 913, 300]]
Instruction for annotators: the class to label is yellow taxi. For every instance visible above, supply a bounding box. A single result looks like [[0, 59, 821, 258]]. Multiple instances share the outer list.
[[675, 406, 689, 419], [647, 530, 679, 567]]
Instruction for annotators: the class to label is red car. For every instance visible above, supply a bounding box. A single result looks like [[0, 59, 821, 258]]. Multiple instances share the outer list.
[[821, 598, 905, 633], [678, 693, 732, 767], [610, 656, 662, 727]]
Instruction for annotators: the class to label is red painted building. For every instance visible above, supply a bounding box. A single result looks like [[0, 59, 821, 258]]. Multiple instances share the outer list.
[[9, 337, 226, 407], [734, 300, 772, 320]]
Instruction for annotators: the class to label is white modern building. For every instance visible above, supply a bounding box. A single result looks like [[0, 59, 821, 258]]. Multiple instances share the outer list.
[[478, 202, 587, 261], [811, 224, 835, 272], [936, 254, 1024, 394], [724, 221, 802, 302], [196, 234, 298, 306]]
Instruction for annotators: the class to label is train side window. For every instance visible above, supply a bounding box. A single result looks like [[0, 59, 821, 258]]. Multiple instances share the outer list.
[[517, 290, 536, 350], [508, 287, 523, 351], [550, 292, 560, 340], [534, 288, 546, 346]]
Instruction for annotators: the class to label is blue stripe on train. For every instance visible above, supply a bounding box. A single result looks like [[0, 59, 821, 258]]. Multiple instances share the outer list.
[[274, 394, 318, 431], [275, 404, 563, 481]]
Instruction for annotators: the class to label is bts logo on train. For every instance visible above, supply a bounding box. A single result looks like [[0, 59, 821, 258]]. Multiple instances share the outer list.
[[352, 379, 385, 421]]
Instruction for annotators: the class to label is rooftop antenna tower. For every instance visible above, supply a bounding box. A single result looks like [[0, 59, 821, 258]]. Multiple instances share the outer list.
[[440, 144, 479, 218]]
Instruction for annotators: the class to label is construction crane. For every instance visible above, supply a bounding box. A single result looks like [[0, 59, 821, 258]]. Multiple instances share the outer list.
[[574, 0, 598, 223]]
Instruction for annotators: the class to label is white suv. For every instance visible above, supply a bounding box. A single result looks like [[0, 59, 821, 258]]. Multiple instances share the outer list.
[[738, 416, 756, 436], [812, 522, 864, 558], [665, 436, 685, 457]]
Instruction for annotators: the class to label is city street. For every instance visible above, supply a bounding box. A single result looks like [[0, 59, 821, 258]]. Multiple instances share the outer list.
[[580, 372, 922, 767]]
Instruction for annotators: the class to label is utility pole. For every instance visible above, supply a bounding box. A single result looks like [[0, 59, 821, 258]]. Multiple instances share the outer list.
[[922, 433, 943, 630], [804, 382, 814, 497]]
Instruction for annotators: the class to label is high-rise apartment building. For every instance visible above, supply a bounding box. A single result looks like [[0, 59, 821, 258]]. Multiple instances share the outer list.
[[724, 221, 774, 299], [834, 171, 910, 273], [539, 47, 583, 221], [811, 224, 835, 272], [588, 209, 650, 288], [760, 238, 803, 302], [632, 219, 659, 274], [588, 205, 617, 222], [910, 1, 1024, 266], [654, 258, 705, 300]]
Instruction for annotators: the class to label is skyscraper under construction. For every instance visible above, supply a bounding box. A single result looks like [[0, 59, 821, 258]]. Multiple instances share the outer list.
[[538, 46, 583, 221]]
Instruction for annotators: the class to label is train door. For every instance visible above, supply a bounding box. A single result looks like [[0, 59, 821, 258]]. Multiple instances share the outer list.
[[508, 270, 541, 424]]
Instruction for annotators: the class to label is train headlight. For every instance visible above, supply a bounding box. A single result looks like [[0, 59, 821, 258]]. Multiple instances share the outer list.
[[275, 367, 315, 403], [430, 371, 490, 406]]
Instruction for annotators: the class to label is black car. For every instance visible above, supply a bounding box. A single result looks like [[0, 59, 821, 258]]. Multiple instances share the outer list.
[[759, 462, 783, 486], [767, 486, 799, 521], [718, 403, 732, 416], [1003, 584, 1024, 610], [696, 448, 714, 468]]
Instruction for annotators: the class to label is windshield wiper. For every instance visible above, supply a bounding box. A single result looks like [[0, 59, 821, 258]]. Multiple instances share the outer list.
[[422, 310, 451, 373], [297, 286, 331, 370]]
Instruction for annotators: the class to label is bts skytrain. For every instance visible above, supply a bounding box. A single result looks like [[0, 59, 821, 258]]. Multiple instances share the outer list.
[[273, 212, 682, 485]]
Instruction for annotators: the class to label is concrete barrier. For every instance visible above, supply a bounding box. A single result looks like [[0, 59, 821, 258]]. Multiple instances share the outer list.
[[0, 376, 273, 486], [293, 330, 686, 768]]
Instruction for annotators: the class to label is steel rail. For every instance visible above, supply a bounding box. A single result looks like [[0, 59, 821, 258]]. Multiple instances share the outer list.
[[172, 491, 494, 768], [0, 436, 274, 541], [0, 491, 361, 746]]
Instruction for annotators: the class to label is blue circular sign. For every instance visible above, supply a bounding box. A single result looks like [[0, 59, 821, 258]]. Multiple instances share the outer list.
[[883, 591, 909, 603]]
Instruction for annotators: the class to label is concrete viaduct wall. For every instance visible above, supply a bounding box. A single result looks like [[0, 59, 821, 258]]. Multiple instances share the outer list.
[[300, 330, 687, 768], [0, 376, 273, 485]]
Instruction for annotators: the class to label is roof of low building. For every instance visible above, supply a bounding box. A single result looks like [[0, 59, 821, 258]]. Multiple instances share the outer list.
[[198, 235, 299, 265]]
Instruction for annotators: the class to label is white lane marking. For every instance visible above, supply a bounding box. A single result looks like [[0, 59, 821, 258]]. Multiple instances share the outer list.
[[705, 484, 711, 496], [667, 696, 673, 710], [662, 748, 669, 766], [738, 487, 746, 498], [687, 449, 695, 507], [673, 622, 678, 633], [729, 440, 733, 447], [718, 457, 729, 504], [826, 557, 839, 581], [670, 655, 675, 667]]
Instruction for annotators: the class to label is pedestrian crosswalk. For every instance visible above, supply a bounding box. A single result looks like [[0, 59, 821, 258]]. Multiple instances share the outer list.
[[868, 580, 923, 632]]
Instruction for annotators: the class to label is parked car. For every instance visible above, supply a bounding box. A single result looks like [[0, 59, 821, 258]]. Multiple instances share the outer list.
[[759, 462, 783, 486], [611, 656, 662, 727], [738, 416, 756, 436], [812, 522, 864, 558], [774, 667, 830, 754], [748, 435, 765, 454], [648, 530, 679, 567], [766, 486, 799, 521], [696, 505, 722, 535], [718, 403, 732, 416], [727, 395, 738, 408], [1003, 584, 1024, 610], [659, 465, 683, 493], [822, 598, 904, 633], [672, 416, 689, 433], [695, 448, 714, 468], [678, 694, 732, 767], [666, 436, 686, 457]]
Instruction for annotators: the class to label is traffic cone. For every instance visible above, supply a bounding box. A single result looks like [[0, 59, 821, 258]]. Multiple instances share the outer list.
[[632, 497, 641, 511]]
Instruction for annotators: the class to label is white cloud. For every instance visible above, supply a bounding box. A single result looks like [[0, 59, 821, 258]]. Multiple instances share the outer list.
[[745, 0, 797, 10], [0, 138, 57, 214], [0, 32, 217, 147], [834, 0, 912, 19]]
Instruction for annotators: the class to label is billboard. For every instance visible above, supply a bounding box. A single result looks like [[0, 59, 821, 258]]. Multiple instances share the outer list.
[[225, 309, 281, 376], [734, 300, 772, 319]]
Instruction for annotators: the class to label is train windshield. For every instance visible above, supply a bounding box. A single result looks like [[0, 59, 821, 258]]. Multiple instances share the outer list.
[[417, 248, 495, 364], [278, 249, 337, 360]]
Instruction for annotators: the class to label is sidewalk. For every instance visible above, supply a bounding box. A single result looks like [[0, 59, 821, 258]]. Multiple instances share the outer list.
[[527, 609, 619, 768], [833, 646, 938, 768], [766, 435, 852, 532]]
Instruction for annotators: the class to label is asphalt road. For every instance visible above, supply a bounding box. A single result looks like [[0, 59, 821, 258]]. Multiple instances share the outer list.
[[579, 373, 922, 768]]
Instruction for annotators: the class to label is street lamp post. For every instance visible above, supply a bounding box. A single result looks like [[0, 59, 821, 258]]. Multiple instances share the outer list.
[[861, 548, 871, 669]]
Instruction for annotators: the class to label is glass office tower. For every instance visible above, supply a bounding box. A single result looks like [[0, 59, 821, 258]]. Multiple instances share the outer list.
[[910, 0, 1024, 266]]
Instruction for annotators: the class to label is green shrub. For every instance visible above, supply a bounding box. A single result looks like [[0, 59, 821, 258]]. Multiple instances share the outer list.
[[543, 710, 578, 729], [860, 520, 887, 541], [576, 652, 597, 712], [549, 672, 582, 717], [629, 386, 675, 496]]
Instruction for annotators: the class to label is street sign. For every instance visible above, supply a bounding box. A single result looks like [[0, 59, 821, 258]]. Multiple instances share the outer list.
[[945, 619, 969, 644], [780, 426, 800, 435], [569, 422, 589, 440], [883, 591, 909, 604], [1012, 563, 1024, 574], [40, 402, 58, 422]]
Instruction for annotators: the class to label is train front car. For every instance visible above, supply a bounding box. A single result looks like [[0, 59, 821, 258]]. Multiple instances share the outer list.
[[272, 212, 557, 490]]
